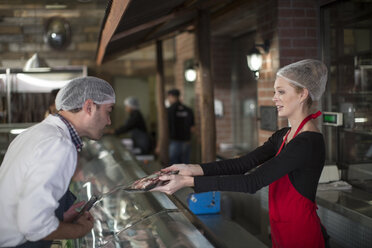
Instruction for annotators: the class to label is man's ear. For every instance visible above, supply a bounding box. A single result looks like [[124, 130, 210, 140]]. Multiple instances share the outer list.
[[82, 99, 94, 115]]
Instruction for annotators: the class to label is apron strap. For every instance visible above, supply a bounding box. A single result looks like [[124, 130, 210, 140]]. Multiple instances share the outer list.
[[276, 111, 322, 156]]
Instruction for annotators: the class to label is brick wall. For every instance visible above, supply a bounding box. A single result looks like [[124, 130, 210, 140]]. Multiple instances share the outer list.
[[278, 0, 320, 66], [0, 1, 168, 79], [174, 32, 195, 92], [277, 0, 321, 127], [0, 2, 105, 68], [173, 32, 198, 134], [256, 0, 280, 145], [211, 37, 233, 145], [173, 32, 235, 151], [255, 0, 321, 145], [173, 34, 234, 147]]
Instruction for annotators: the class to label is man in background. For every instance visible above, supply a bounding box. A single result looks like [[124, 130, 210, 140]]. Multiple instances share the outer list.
[[167, 89, 195, 165]]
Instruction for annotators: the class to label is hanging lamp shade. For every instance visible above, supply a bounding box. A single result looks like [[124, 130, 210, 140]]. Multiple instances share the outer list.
[[23, 53, 50, 72]]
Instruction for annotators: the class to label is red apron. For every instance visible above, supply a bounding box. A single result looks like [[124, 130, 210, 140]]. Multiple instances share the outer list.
[[269, 111, 325, 248]]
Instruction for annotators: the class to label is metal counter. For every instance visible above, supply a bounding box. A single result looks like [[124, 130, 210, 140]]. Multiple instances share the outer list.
[[70, 136, 218, 248], [317, 188, 372, 229]]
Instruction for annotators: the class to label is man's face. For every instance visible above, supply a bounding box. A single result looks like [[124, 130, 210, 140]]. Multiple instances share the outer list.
[[88, 103, 113, 140], [167, 95, 178, 105]]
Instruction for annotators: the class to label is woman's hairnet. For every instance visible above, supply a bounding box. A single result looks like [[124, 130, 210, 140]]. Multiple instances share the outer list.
[[124, 97, 139, 109], [276, 59, 328, 100], [55, 76, 115, 111]]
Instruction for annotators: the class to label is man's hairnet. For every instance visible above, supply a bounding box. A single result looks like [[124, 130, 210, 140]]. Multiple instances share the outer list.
[[276, 59, 328, 100], [124, 97, 139, 109], [55, 76, 115, 111]]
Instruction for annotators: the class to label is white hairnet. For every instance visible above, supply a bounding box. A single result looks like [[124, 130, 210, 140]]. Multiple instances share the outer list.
[[55, 76, 115, 111], [277, 59, 328, 100], [124, 97, 139, 109]]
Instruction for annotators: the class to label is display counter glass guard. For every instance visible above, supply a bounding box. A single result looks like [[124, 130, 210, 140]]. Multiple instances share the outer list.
[[70, 136, 214, 248]]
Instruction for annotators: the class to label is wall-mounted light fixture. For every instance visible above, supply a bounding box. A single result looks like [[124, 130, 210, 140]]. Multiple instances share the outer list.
[[247, 40, 270, 78], [184, 59, 197, 83]]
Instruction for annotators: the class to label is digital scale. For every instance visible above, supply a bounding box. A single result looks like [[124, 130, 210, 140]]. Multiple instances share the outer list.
[[320, 111, 343, 183], [322, 112, 343, 126]]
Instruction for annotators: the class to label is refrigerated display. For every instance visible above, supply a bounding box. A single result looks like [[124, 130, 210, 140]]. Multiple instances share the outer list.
[[70, 135, 219, 248]]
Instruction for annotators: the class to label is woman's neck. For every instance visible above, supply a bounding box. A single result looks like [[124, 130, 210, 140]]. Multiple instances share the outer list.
[[288, 110, 310, 131]]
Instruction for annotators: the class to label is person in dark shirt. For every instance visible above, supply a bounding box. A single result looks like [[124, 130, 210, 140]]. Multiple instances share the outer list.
[[167, 89, 195, 164], [114, 97, 151, 154], [44, 88, 60, 118], [155, 60, 330, 248]]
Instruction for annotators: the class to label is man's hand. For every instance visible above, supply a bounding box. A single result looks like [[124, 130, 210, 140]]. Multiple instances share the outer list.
[[63, 201, 85, 223], [75, 211, 94, 236], [43, 212, 94, 240]]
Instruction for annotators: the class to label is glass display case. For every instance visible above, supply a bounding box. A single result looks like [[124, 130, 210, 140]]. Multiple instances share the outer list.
[[70, 136, 217, 248], [321, 0, 372, 192]]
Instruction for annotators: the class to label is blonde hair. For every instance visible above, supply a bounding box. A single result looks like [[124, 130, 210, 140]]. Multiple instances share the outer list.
[[290, 83, 313, 109]]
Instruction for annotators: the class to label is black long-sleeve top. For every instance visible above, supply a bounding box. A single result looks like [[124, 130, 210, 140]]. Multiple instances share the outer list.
[[115, 110, 147, 135], [194, 128, 325, 202]]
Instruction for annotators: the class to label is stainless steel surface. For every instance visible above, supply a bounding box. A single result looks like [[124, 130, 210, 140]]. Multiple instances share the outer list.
[[6, 68, 11, 123], [316, 187, 372, 229], [0, 67, 86, 123], [71, 135, 215, 248]]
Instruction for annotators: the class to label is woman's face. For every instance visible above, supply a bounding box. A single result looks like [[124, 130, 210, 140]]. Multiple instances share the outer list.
[[272, 76, 304, 117]]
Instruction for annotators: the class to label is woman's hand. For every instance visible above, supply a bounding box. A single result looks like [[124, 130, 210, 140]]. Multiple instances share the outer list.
[[63, 201, 86, 223], [161, 164, 203, 177], [151, 174, 194, 195]]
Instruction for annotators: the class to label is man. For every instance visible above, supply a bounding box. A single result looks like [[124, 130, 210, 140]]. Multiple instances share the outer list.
[[167, 89, 195, 164], [0, 76, 115, 247], [113, 97, 151, 154]]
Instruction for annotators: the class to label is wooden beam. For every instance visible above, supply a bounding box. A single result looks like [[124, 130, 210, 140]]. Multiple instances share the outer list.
[[196, 9, 216, 163], [101, 21, 195, 64], [155, 40, 169, 166], [96, 0, 130, 65], [111, 7, 196, 42], [111, 12, 176, 42]]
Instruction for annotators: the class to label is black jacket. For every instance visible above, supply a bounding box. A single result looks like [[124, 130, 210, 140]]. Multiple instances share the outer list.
[[115, 110, 151, 154], [168, 101, 194, 141]]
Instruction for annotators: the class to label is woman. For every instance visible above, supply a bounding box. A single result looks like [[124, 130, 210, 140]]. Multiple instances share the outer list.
[[153, 59, 329, 248]]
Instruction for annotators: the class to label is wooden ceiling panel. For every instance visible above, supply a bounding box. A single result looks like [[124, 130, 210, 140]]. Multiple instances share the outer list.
[[96, 0, 244, 64], [115, 0, 187, 33]]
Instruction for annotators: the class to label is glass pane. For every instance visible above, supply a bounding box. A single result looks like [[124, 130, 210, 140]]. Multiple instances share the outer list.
[[322, 0, 372, 192], [231, 33, 258, 152], [71, 136, 214, 247]]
